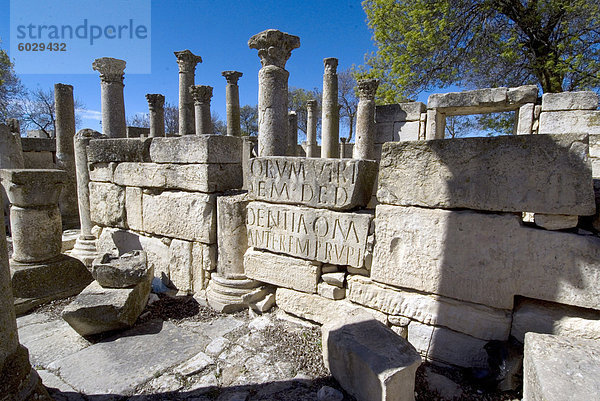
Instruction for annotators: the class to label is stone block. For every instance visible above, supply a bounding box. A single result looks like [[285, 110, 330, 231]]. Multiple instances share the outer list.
[[371, 205, 600, 310], [149, 135, 242, 164], [538, 110, 600, 135], [425, 109, 445, 140], [126, 126, 150, 138], [0, 169, 65, 206], [408, 321, 489, 368], [89, 182, 126, 228], [516, 103, 535, 135], [246, 202, 373, 268], [511, 298, 600, 343], [317, 281, 345, 300], [113, 162, 243, 193], [376, 102, 426, 122], [541, 91, 599, 111], [169, 239, 193, 293], [322, 272, 345, 287], [428, 87, 508, 114], [22, 152, 55, 169], [377, 134, 595, 215], [507, 85, 539, 105], [87, 138, 152, 163], [322, 311, 421, 401], [533, 213, 579, 230], [91, 250, 149, 288], [20, 138, 55, 152], [590, 135, 600, 158], [97, 228, 170, 281], [347, 275, 511, 340], [247, 157, 378, 210], [375, 122, 394, 144], [523, 333, 600, 401], [275, 287, 387, 325], [125, 186, 143, 231], [244, 248, 321, 293], [217, 193, 249, 278], [396, 121, 420, 141], [191, 242, 214, 291], [89, 162, 116, 182], [142, 191, 216, 243]]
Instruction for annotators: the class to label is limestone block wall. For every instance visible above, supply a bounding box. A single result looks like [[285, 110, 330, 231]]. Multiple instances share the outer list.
[[20, 138, 56, 169], [87, 135, 243, 294]]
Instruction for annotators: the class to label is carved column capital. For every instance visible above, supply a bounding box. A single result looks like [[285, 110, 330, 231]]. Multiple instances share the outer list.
[[92, 57, 126, 83], [306, 99, 318, 111], [189, 85, 213, 104], [222, 70, 243, 85], [145, 94, 165, 110], [323, 57, 338, 74], [248, 29, 300, 69], [357, 79, 379, 100], [174, 50, 203, 73]]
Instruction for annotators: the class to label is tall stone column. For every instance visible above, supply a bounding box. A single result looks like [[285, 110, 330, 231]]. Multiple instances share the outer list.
[[0, 169, 92, 314], [340, 137, 348, 158], [288, 111, 298, 156], [54, 83, 79, 228], [70, 129, 103, 267], [146, 94, 165, 137], [175, 50, 202, 135], [207, 193, 260, 313], [92, 58, 126, 138], [190, 85, 213, 135], [321, 57, 339, 158], [0, 195, 51, 401], [248, 29, 300, 156], [306, 99, 318, 157], [222, 71, 243, 136], [353, 79, 379, 160], [0, 124, 24, 234]]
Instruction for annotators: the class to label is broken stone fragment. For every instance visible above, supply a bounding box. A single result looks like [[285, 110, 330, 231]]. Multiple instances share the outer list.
[[92, 250, 149, 288]]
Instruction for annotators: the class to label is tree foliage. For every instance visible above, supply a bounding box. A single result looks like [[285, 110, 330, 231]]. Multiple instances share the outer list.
[[362, 0, 600, 103], [240, 104, 258, 136], [288, 87, 322, 138], [0, 42, 23, 121], [338, 69, 359, 141], [127, 101, 179, 135]]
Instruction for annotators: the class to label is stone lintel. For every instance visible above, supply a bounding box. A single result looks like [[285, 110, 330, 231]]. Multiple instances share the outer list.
[[149, 135, 243, 164]]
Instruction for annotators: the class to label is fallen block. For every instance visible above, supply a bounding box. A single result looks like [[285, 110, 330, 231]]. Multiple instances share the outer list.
[[322, 310, 421, 401]]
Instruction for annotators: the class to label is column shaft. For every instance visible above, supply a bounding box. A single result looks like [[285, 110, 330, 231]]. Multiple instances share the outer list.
[[321, 58, 339, 158], [354, 79, 379, 160], [306, 100, 318, 157]]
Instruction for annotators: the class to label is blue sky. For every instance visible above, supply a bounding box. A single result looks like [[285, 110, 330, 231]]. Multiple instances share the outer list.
[[1, 0, 410, 136]]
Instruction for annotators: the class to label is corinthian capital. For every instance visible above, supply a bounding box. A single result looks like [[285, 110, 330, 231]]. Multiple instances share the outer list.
[[222, 70, 243, 85], [189, 85, 213, 104], [92, 57, 126, 82], [323, 57, 338, 74], [174, 50, 203, 73], [145, 94, 165, 110], [357, 79, 380, 100], [248, 29, 300, 69]]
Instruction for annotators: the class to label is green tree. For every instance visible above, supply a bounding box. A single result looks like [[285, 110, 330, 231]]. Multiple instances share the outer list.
[[362, 0, 600, 103], [288, 87, 322, 138], [0, 42, 23, 121], [338, 68, 359, 142], [240, 104, 258, 136]]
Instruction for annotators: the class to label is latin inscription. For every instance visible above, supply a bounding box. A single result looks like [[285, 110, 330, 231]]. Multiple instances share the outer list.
[[246, 201, 372, 267], [247, 157, 377, 210]]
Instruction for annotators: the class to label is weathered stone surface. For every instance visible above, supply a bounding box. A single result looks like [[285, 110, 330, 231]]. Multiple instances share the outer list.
[[347, 275, 511, 340], [173, 351, 214, 376], [247, 157, 377, 210], [169, 239, 193, 293], [397, 121, 420, 141], [89, 182, 126, 228], [149, 135, 242, 164], [428, 86, 537, 114], [408, 321, 489, 368], [47, 321, 206, 395], [511, 299, 600, 343], [22, 151, 55, 169], [322, 272, 345, 287], [538, 110, 600, 135], [192, 242, 215, 291], [143, 191, 216, 243], [318, 282, 345, 300], [217, 193, 249, 278], [113, 162, 242, 193], [91, 250, 148, 288], [377, 134, 595, 215], [88, 162, 116, 182], [87, 138, 151, 163], [322, 310, 421, 401], [376, 102, 426, 122], [275, 288, 387, 324], [97, 228, 170, 280], [371, 205, 600, 310], [0, 169, 65, 207], [507, 85, 539, 104], [516, 103, 535, 135], [126, 126, 150, 138], [244, 248, 320, 293], [125, 186, 143, 231], [62, 267, 152, 336], [541, 91, 599, 111], [20, 138, 55, 152], [523, 333, 600, 401], [247, 202, 373, 268], [533, 213, 579, 230]]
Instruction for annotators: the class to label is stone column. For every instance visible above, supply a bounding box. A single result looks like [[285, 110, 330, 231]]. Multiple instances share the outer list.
[[92, 58, 126, 138], [354, 79, 379, 160], [340, 137, 347, 158], [70, 129, 103, 267], [248, 29, 300, 156], [321, 57, 340, 158], [0, 169, 92, 315], [306, 99, 318, 157], [0, 195, 51, 401], [190, 85, 213, 135], [207, 193, 260, 313], [146, 94, 165, 137], [54, 83, 79, 228], [288, 111, 298, 156], [0, 124, 24, 235], [222, 71, 243, 136], [175, 50, 202, 135]]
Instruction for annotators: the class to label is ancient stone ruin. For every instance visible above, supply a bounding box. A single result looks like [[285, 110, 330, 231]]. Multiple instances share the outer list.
[[1, 28, 600, 401]]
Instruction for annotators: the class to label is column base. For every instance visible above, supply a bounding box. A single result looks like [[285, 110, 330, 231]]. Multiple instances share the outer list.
[[11, 254, 93, 315], [0, 345, 52, 401], [68, 237, 99, 268], [206, 273, 260, 313]]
